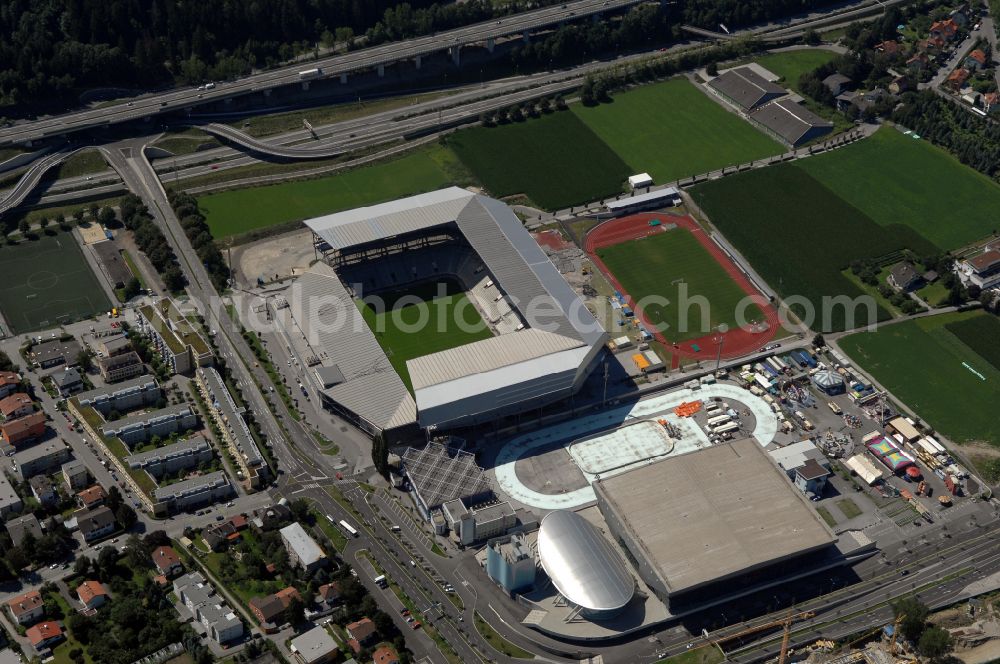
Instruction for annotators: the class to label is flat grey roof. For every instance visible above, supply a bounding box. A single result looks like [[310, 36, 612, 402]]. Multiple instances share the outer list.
[[748, 98, 833, 146], [280, 522, 326, 567], [125, 435, 210, 467], [290, 626, 337, 660], [102, 403, 192, 432], [594, 437, 836, 595], [606, 187, 680, 212], [153, 470, 229, 501], [77, 374, 157, 403], [13, 440, 68, 464], [708, 67, 787, 110]]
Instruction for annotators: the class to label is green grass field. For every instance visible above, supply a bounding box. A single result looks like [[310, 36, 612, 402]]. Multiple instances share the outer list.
[[572, 78, 783, 184], [197, 144, 471, 238], [840, 311, 1000, 448], [0, 233, 111, 334], [691, 164, 937, 332], [753, 50, 838, 91], [798, 129, 1000, 250], [596, 227, 763, 342], [944, 313, 1000, 372], [447, 111, 631, 210], [358, 280, 492, 391]]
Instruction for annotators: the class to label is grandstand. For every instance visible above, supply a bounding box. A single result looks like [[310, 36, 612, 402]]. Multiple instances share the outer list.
[[283, 187, 607, 441]]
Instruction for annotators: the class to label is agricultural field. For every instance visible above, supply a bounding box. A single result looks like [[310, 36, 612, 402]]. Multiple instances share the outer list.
[[798, 128, 1000, 250], [358, 280, 493, 391], [0, 232, 111, 334], [753, 50, 838, 91], [595, 226, 763, 342], [691, 164, 936, 332], [840, 310, 1000, 449], [447, 111, 631, 210], [944, 313, 1000, 372], [573, 78, 783, 183], [197, 144, 470, 238]]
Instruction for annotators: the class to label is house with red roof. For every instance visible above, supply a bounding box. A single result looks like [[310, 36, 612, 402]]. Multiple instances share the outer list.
[[151, 545, 183, 577], [946, 67, 971, 90], [76, 484, 107, 510], [0, 372, 21, 399], [6, 590, 43, 625], [965, 49, 988, 70], [26, 621, 64, 652], [0, 393, 33, 420], [0, 411, 47, 447], [984, 91, 1000, 113], [875, 40, 901, 56], [77, 580, 109, 611], [373, 645, 400, 664], [930, 18, 959, 41], [249, 586, 302, 630], [346, 617, 377, 648]]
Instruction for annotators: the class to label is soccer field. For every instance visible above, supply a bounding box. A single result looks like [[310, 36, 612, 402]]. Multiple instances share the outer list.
[[358, 281, 492, 392], [798, 128, 1000, 251], [198, 145, 469, 238], [447, 111, 631, 210], [0, 233, 111, 334], [573, 78, 783, 183], [594, 226, 763, 343], [840, 311, 1000, 449]]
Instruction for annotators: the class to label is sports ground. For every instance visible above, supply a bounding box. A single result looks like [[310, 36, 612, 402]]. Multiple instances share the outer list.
[[357, 281, 492, 392], [585, 213, 779, 363], [0, 233, 111, 334], [840, 311, 1000, 449]]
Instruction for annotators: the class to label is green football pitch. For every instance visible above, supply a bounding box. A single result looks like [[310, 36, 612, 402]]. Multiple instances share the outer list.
[[595, 227, 762, 343], [840, 311, 1000, 449], [0, 233, 112, 334], [358, 280, 493, 392]]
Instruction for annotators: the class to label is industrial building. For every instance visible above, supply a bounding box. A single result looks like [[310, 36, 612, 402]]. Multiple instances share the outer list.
[[76, 374, 160, 414], [125, 435, 214, 478], [401, 441, 493, 521], [441, 500, 517, 546], [708, 67, 787, 111], [280, 522, 328, 571], [769, 440, 832, 497], [486, 533, 537, 593], [287, 187, 606, 440], [593, 438, 837, 608], [748, 99, 834, 147], [135, 300, 213, 375], [536, 510, 635, 620], [100, 403, 197, 447]]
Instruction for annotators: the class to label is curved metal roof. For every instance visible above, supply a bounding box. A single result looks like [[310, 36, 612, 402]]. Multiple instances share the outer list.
[[537, 510, 634, 613]]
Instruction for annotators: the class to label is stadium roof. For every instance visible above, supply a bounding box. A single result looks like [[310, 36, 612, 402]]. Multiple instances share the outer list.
[[594, 437, 836, 596], [401, 441, 492, 512], [537, 510, 635, 614], [708, 67, 787, 110], [748, 99, 834, 146]]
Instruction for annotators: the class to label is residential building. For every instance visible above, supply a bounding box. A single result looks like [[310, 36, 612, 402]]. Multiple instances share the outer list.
[[152, 471, 233, 515], [125, 435, 213, 478], [280, 522, 328, 571], [907, 52, 930, 71], [0, 372, 21, 399], [0, 393, 33, 420], [202, 514, 248, 550], [61, 460, 90, 491], [152, 545, 183, 577], [946, 67, 971, 91], [76, 506, 116, 542], [290, 626, 338, 664], [965, 49, 987, 70], [100, 403, 197, 447], [822, 73, 852, 95], [136, 300, 213, 375], [984, 91, 1000, 114], [76, 581, 109, 610], [51, 368, 84, 396], [250, 587, 301, 627], [29, 476, 57, 506], [26, 622, 63, 652], [13, 440, 70, 480], [958, 247, 1000, 289], [97, 351, 144, 384], [373, 646, 400, 664], [31, 339, 82, 369], [6, 514, 42, 546], [76, 484, 107, 510], [76, 374, 160, 415], [315, 582, 341, 608], [99, 336, 133, 358], [0, 411, 46, 448], [889, 75, 911, 95], [173, 572, 243, 644], [930, 18, 959, 41], [888, 262, 922, 291], [874, 40, 901, 56], [196, 367, 268, 489], [6, 590, 43, 626], [346, 617, 376, 646], [0, 473, 22, 518]]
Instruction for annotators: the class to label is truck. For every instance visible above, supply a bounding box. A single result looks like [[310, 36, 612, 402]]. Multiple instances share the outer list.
[[298, 68, 323, 79], [374, 575, 388, 588]]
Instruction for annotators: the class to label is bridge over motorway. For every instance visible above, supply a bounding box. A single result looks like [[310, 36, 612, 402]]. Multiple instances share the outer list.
[[0, 0, 640, 148], [0, 148, 81, 218]]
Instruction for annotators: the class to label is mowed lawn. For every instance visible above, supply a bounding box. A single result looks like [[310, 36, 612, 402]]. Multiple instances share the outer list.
[[691, 164, 938, 332], [840, 311, 1000, 448], [447, 111, 631, 210], [359, 287, 492, 392], [198, 145, 467, 238], [595, 227, 763, 342], [799, 128, 1000, 250], [753, 50, 838, 91], [944, 313, 1000, 372], [573, 78, 783, 183], [0, 233, 111, 334]]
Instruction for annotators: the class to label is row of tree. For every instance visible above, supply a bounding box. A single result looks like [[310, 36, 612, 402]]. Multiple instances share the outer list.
[[167, 190, 230, 292], [119, 194, 186, 292], [480, 95, 568, 126]]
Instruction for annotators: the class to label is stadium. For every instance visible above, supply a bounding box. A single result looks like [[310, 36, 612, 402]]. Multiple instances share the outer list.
[[277, 187, 608, 441]]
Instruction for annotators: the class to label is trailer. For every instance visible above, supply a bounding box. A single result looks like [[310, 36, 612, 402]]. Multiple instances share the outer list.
[[712, 422, 740, 435], [707, 414, 732, 428], [761, 363, 780, 378], [765, 357, 784, 374], [772, 355, 788, 371]]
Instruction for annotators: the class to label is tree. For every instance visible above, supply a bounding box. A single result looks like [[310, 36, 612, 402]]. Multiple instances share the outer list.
[[918, 626, 953, 659], [893, 597, 930, 642], [88, 203, 99, 219], [17, 219, 29, 234], [116, 503, 138, 531], [73, 556, 91, 576], [706, 61, 719, 76], [372, 432, 389, 477], [290, 499, 311, 524], [803, 29, 821, 46], [284, 596, 306, 625], [106, 485, 124, 511], [580, 76, 596, 105], [76, 349, 94, 372], [73, 209, 85, 224], [98, 207, 117, 227], [812, 333, 825, 348], [97, 546, 119, 580], [123, 277, 142, 300], [39, 216, 50, 230]]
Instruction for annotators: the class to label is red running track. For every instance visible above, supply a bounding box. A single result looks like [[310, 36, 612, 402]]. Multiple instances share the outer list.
[[584, 212, 780, 364]]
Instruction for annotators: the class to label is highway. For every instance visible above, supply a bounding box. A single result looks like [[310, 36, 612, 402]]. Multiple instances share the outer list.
[[0, 0, 640, 147], [0, 148, 76, 216]]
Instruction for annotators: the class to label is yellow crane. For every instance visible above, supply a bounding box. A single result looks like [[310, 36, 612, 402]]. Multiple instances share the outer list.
[[890, 614, 905, 655], [778, 611, 807, 664], [715, 610, 816, 654]]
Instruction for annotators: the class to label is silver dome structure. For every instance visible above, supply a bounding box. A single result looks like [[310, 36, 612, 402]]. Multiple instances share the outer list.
[[537, 510, 635, 620]]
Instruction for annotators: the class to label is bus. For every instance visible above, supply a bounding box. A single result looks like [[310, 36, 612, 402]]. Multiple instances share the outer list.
[[712, 422, 740, 435], [339, 520, 359, 538], [374, 575, 388, 588], [706, 414, 732, 428]]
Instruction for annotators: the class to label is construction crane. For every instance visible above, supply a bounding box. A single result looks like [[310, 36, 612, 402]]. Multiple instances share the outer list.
[[715, 610, 816, 653], [778, 610, 810, 664], [890, 614, 906, 655]]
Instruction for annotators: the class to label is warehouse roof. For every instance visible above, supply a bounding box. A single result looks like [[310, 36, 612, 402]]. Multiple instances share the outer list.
[[708, 67, 787, 110], [594, 437, 836, 595], [748, 99, 833, 146]]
